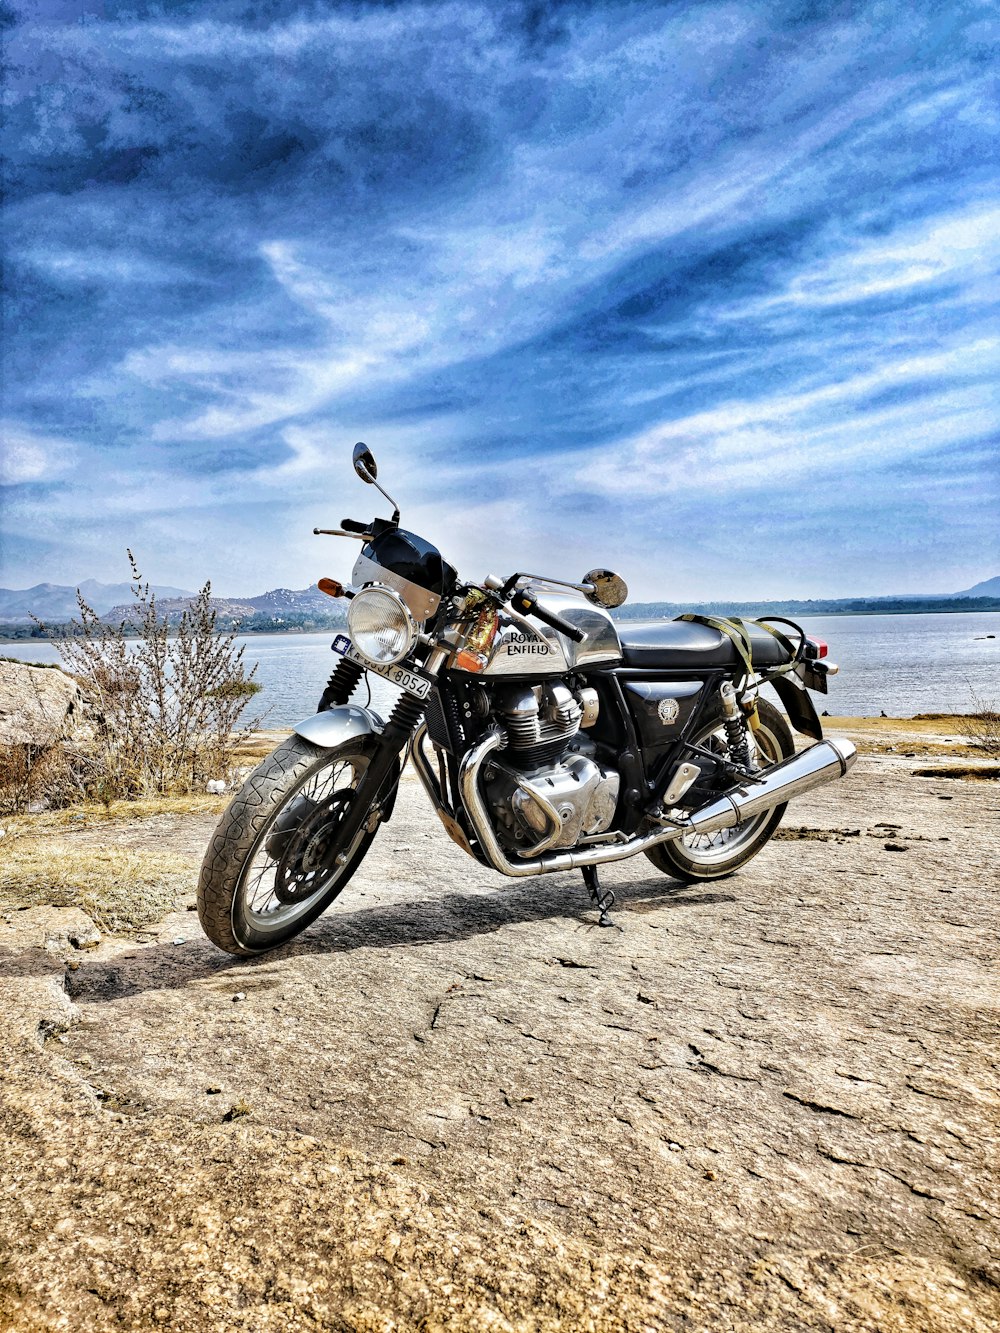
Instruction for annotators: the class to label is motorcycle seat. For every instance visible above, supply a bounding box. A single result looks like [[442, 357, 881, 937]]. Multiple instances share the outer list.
[[617, 618, 794, 670]]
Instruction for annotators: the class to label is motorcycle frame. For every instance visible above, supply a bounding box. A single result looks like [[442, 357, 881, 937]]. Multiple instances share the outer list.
[[420, 656, 802, 856]]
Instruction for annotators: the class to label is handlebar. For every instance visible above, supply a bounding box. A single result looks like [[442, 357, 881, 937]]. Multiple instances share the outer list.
[[510, 590, 586, 643], [339, 517, 372, 535]]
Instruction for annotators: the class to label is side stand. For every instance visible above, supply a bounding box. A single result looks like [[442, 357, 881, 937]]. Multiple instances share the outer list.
[[582, 865, 619, 930]]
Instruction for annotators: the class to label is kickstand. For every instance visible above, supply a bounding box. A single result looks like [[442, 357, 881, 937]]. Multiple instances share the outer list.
[[582, 865, 620, 930]]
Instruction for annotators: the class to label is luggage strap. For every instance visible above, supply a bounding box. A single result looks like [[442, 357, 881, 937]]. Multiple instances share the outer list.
[[676, 613, 799, 731]]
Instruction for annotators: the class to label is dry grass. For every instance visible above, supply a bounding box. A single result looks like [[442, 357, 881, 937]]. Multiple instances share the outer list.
[[0, 831, 196, 933], [1, 793, 227, 836], [822, 715, 988, 757]]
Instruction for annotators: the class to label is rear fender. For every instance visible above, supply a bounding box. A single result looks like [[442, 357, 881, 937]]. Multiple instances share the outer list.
[[769, 674, 823, 740], [293, 704, 400, 821]]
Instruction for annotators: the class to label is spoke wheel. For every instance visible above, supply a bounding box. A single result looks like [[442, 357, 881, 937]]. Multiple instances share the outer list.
[[644, 698, 794, 883], [198, 735, 395, 955]]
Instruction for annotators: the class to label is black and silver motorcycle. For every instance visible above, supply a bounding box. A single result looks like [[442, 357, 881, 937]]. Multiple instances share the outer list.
[[198, 443, 855, 955]]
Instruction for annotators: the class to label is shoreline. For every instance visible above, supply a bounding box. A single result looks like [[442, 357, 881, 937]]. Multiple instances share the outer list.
[[2, 604, 999, 644]]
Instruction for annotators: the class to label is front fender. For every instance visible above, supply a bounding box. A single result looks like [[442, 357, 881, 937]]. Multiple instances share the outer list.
[[293, 703, 401, 823], [293, 703, 385, 749]]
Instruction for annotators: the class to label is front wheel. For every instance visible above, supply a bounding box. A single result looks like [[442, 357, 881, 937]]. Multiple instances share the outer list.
[[644, 697, 795, 883], [197, 735, 395, 955]]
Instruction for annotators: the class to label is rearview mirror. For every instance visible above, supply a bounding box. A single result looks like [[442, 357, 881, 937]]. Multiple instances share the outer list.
[[583, 569, 628, 609], [353, 442, 378, 483]]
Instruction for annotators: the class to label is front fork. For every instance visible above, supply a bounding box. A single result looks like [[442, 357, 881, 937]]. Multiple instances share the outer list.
[[319, 645, 450, 861]]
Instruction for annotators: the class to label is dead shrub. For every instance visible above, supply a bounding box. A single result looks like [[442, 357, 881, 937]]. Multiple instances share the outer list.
[[42, 553, 264, 801], [0, 740, 89, 815], [958, 689, 1000, 756]]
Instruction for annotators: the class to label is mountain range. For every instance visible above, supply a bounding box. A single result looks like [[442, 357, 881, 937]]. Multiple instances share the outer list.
[[0, 575, 997, 629], [0, 579, 195, 622]]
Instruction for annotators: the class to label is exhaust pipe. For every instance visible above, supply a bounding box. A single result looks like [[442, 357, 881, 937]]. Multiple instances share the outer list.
[[685, 735, 856, 836], [458, 728, 856, 879]]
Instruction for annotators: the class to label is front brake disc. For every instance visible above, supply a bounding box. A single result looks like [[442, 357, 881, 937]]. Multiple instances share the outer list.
[[273, 790, 354, 905]]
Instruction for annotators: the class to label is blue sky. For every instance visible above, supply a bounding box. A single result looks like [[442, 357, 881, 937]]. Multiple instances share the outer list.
[[2, 0, 997, 600]]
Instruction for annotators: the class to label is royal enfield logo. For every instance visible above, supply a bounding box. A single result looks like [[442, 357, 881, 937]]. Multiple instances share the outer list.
[[657, 697, 680, 725], [505, 640, 552, 656]]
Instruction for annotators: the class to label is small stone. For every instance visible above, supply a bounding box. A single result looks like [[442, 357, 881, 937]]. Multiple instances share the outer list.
[[206, 1086, 222, 1095], [68, 927, 101, 951], [883, 842, 908, 852], [172, 937, 186, 946], [232, 992, 247, 1003], [206, 779, 227, 794]]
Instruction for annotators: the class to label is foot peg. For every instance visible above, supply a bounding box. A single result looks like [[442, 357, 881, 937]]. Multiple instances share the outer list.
[[582, 865, 619, 930]]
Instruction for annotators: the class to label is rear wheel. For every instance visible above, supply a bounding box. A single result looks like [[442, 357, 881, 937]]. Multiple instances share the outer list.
[[198, 735, 395, 955], [644, 698, 794, 883]]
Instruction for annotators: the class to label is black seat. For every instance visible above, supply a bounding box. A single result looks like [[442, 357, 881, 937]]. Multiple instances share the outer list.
[[617, 618, 794, 670]]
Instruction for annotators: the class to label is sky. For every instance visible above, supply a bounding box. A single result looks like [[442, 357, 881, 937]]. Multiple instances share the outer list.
[[2, 0, 998, 601]]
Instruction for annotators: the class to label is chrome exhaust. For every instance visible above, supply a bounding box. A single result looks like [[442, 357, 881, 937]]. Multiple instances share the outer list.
[[685, 735, 856, 836], [458, 727, 856, 879]]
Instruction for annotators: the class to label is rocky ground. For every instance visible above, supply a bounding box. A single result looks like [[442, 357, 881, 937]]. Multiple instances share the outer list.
[[1, 721, 998, 1331]]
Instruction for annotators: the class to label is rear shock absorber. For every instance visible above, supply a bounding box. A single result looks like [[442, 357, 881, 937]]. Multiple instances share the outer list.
[[318, 656, 364, 711], [719, 681, 751, 770]]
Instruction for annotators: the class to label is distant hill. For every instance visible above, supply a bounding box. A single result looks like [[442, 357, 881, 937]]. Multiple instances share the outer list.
[[105, 586, 337, 621], [102, 586, 346, 634], [0, 579, 194, 622], [2, 574, 997, 640], [614, 593, 1000, 621], [954, 575, 1000, 598]]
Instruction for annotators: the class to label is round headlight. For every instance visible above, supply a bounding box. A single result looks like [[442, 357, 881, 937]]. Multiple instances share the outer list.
[[347, 587, 416, 666]]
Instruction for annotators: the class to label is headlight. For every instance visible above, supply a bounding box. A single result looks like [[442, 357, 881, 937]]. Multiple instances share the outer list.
[[347, 587, 416, 666]]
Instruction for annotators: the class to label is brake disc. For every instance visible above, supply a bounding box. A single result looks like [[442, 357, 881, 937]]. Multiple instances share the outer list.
[[273, 790, 354, 905]]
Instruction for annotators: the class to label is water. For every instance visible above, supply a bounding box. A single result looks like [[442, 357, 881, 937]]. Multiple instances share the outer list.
[[4, 612, 998, 725], [788, 612, 999, 717]]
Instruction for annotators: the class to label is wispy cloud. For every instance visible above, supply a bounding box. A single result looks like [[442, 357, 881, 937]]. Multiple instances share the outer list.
[[1, 0, 996, 597]]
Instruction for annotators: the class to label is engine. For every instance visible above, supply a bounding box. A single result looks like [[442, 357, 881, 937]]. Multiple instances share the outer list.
[[483, 680, 620, 856]]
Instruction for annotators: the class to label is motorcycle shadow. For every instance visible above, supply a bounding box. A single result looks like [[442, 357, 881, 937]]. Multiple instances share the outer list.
[[5, 877, 736, 1003]]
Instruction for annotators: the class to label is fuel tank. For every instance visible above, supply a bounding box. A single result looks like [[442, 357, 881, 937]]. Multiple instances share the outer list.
[[481, 587, 623, 677]]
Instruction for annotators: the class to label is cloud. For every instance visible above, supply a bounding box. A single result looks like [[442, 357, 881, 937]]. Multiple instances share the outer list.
[[0, 1, 996, 597], [0, 423, 79, 486]]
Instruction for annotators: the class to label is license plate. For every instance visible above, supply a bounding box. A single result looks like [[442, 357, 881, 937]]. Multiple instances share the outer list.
[[331, 635, 431, 699]]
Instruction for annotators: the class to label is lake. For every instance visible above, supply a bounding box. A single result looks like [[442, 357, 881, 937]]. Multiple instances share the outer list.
[[4, 611, 998, 727]]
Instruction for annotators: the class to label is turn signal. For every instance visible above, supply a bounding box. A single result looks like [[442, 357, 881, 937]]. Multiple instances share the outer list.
[[318, 578, 345, 599], [454, 648, 489, 673]]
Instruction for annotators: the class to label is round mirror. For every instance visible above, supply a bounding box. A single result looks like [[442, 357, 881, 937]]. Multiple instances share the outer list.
[[583, 568, 628, 609], [353, 441, 378, 483]]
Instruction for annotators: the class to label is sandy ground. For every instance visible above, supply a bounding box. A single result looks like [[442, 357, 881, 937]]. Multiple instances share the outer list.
[[0, 720, 998, 1331]]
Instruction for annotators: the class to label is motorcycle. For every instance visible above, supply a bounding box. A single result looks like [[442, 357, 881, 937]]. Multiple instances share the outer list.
[[198, 443, 855, 955]]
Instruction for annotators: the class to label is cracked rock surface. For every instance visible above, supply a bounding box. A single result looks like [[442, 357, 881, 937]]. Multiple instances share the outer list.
[[1, 737, 998, 1330]]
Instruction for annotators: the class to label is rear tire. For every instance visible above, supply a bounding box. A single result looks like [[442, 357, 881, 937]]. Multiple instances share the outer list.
[[644, 698, 794, 883], [197, 735, 393, 956]]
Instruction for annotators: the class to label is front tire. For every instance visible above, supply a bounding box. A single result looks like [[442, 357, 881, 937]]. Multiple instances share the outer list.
[[644, 698, 794, 883], [197, 735, 394, 956]]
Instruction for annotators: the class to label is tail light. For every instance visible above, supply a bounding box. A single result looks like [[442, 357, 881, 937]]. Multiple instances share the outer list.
[[802, 638, 828, 660]]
